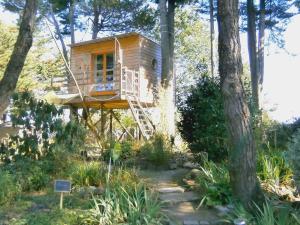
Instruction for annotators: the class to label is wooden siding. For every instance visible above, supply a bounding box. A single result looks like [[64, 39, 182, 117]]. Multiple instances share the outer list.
[[69, 35, 140, 96], [139, 36, 161, 103], [68, 33, 161, 107]]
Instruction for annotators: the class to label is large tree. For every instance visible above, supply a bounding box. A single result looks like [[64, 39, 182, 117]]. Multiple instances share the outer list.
[[0, 0, 38, 117], [217, 0, 263, 207], [157, 0, 176, 136], [243, 0, 297, 110], [80, 0, 156, 39]]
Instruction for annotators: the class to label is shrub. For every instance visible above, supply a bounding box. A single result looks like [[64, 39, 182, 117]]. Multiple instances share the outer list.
[[0, 91, 86, 162], [287, 129, 300, 192], [195, 160, 231, 206], [4, 159, 51, 191], [140, 134, 172, 168], [178, 75, 228, 162], [0, 170, 20, 205]]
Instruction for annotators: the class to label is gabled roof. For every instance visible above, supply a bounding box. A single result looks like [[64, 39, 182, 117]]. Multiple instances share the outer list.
[[69, 32, 159, 48]]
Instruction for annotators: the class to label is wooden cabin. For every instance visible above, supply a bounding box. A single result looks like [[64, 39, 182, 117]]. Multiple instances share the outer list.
[[65, 32, 161, 109], [55, 32, 162, 139]]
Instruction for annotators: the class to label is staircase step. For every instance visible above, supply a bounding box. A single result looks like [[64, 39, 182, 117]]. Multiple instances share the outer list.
[[158, 187, 185, 193]]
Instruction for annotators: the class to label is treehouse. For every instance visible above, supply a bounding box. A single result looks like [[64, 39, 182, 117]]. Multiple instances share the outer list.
[[55, 32, 162, 139]]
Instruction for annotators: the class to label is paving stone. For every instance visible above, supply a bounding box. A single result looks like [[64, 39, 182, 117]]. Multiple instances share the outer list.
[[158, 186, 185, 193], [183, 162, 199, 169], [199, 221, 210, 225], [183, 220, 199, 225], [160, 192, 200, 204], [190, 169, 201, 179]]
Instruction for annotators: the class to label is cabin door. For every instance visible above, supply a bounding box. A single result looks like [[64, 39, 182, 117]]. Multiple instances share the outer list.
[[94, 53, 114, 91]]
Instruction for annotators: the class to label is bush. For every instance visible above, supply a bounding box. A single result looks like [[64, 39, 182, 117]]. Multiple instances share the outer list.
[[4, 159, 51, 191], [287, 129, 300, 192], [140, 134, 172, 168], [0, 170, 20, 205], [0, 91, 86, 162], [195, 160, 231, 206], [178, 75, 228, 162]]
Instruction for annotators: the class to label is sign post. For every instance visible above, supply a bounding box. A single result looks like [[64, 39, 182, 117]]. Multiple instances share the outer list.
[[54, 180, 71, 209]]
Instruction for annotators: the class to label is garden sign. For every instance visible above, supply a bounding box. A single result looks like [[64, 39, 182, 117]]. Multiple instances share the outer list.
[[54, 180, 71, 209]]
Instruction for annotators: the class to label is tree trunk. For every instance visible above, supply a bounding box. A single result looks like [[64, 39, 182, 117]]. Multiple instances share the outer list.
[[247, 0, 259, 109], [0, 0, 38, 117], [217, 0, 263, 207], [168, 0, 175, 82], [48, 4, 69, 61], [159, 0, 170, 87], [69, 0, 78, 120], [157, 0, 175, 137], [209, 0, 215, 77], [92, 2, 100, 40], [69, 0, 76, 44], [257, 0, 265, 109]]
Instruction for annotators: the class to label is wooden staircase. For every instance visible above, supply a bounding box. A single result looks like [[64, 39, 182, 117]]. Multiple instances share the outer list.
[[128, 95, 155, 140]]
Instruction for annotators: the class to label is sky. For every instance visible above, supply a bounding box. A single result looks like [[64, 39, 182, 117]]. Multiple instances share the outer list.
[[0, 8, 300, 123]]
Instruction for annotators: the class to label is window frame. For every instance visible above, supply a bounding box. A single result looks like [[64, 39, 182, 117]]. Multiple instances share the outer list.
[[92, 52, 115, 86]]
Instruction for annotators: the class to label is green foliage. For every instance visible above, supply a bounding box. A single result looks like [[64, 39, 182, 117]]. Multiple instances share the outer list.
[[229, 201, 300, 225], [78, 0, 156, 35], [3, 158, 51, 192], [257, 149, 293, 186], [254, 202, 300, 225], [140, 134, 172, 168], [175, 8, 210, 104], [178, 75, 228, 162], [0, 22, 65, 91], [109, 167, 140, 189], [196, 161, 231, 206], [0, 170, 20, 206], [92, 184, 165, 225], [70, 162, 105, 187], [287, 129, 300, 192], [0, 92, 86, 162]]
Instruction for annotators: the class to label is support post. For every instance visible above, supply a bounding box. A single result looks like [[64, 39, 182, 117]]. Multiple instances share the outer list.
[[60, 192, 64, 209], [101, 106, 105, 136], [110, 110, 113, 141], [111, 111, 135, 140]]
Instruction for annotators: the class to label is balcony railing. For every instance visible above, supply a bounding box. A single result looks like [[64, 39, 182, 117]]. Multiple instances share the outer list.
[[53, 66, 140, 99]]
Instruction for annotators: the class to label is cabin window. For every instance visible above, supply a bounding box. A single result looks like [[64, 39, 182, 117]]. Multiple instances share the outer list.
[[94, 53, 115, 91], [151, 58, 157, 70]]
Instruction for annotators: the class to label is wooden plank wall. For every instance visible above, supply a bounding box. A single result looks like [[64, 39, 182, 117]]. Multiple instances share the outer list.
[[139, 36, 161, 104], [69, 36, 140, 96]]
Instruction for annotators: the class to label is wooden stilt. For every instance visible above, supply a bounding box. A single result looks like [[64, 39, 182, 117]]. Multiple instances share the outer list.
[[101, 104, 105, 135], [111, 111, 135, 140], [109, 110, 113, 141]]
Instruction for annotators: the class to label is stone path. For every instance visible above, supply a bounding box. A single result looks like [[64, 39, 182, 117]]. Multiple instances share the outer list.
[[139, 169, 223, 225]]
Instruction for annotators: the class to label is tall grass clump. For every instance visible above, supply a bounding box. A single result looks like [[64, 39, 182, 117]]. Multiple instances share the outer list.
[[70, 161, 106, 187], [257, 149, 293, 186], [92, 184, 166, 225], [229, 201, 300, 225], [196, 160, 231, 206]]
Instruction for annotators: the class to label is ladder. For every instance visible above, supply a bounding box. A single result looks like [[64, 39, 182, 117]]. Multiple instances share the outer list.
[[128, 95, 155, 140]]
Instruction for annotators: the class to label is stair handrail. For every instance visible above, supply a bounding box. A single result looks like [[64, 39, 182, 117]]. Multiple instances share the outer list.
[[133, 95, 155, 131]]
